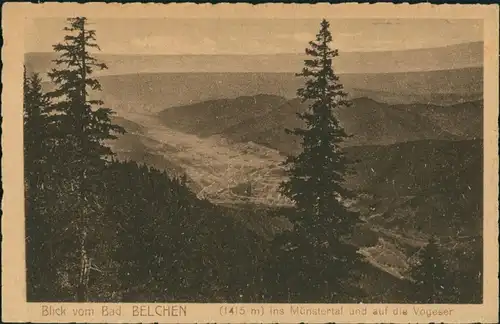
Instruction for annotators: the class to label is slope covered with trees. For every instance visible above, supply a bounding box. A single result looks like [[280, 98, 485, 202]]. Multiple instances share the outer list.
[[158, 95, 482, 154], [23, 17, 269, 303]]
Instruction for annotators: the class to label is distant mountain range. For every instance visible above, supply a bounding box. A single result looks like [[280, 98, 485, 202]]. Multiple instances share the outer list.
[[29, 41, 483, 108], [35, 67, 479, 114], [158, 95, 483, 152], [25, 41, 482, 74]]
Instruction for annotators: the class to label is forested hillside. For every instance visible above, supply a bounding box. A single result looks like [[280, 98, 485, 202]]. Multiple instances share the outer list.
[[23, 20, 268, 302], [159, 96, 482, 152]]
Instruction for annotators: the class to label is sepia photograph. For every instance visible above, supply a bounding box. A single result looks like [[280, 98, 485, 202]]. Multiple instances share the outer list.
[[2, 3, 499, 323]]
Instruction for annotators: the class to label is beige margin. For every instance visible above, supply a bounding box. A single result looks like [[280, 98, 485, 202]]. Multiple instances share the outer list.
[[2, 3, 499, 323]]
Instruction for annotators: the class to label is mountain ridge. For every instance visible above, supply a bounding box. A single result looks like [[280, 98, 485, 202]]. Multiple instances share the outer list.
[[53, 67, 481, 112], [158, 95, 483, 153]]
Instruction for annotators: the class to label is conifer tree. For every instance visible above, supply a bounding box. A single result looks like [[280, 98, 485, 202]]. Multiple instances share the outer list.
[[46, 17, 124, 301], [24, 69, 51, 189], [24, 68, 54, 300], [410, 237, 449, 303], [48, 17, 124, 162], [274, 19, 365, 302]]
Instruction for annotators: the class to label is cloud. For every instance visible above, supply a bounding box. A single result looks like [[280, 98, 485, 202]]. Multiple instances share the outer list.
[[106, 35, 218, 54], [292, 32, 316, 43], [371, 20, 401, 26], [275, 32, 315, 43], [337, 31, 363, 37], [229, 38, 289, 55]]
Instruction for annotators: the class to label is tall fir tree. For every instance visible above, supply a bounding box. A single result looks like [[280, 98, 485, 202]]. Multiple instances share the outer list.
[[272, 19, 365, 302], [410, 237, 450, 303], [48, 17, 124, 163], [46, 17, 124, 301]]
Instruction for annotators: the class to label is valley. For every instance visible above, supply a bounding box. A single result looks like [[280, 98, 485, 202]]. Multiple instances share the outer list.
[[107, 102, 482, 286], [108, 111, 290, 206]]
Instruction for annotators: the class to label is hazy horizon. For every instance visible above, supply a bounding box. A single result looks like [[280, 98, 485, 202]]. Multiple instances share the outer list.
[[25, 42, 483, 75], [25, 40, 484, 56], [25, 18, 483, 55]]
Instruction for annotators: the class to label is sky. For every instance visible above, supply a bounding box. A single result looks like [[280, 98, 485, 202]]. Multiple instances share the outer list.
[[25, 18, 483, 55]]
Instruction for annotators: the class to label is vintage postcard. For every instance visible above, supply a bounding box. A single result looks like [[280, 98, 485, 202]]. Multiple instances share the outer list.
[[2, 3, 499, 323]]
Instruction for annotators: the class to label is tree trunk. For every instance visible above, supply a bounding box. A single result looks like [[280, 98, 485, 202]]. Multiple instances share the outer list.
[[76, 19, 90, 302], [76, 223, 89, 302]]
